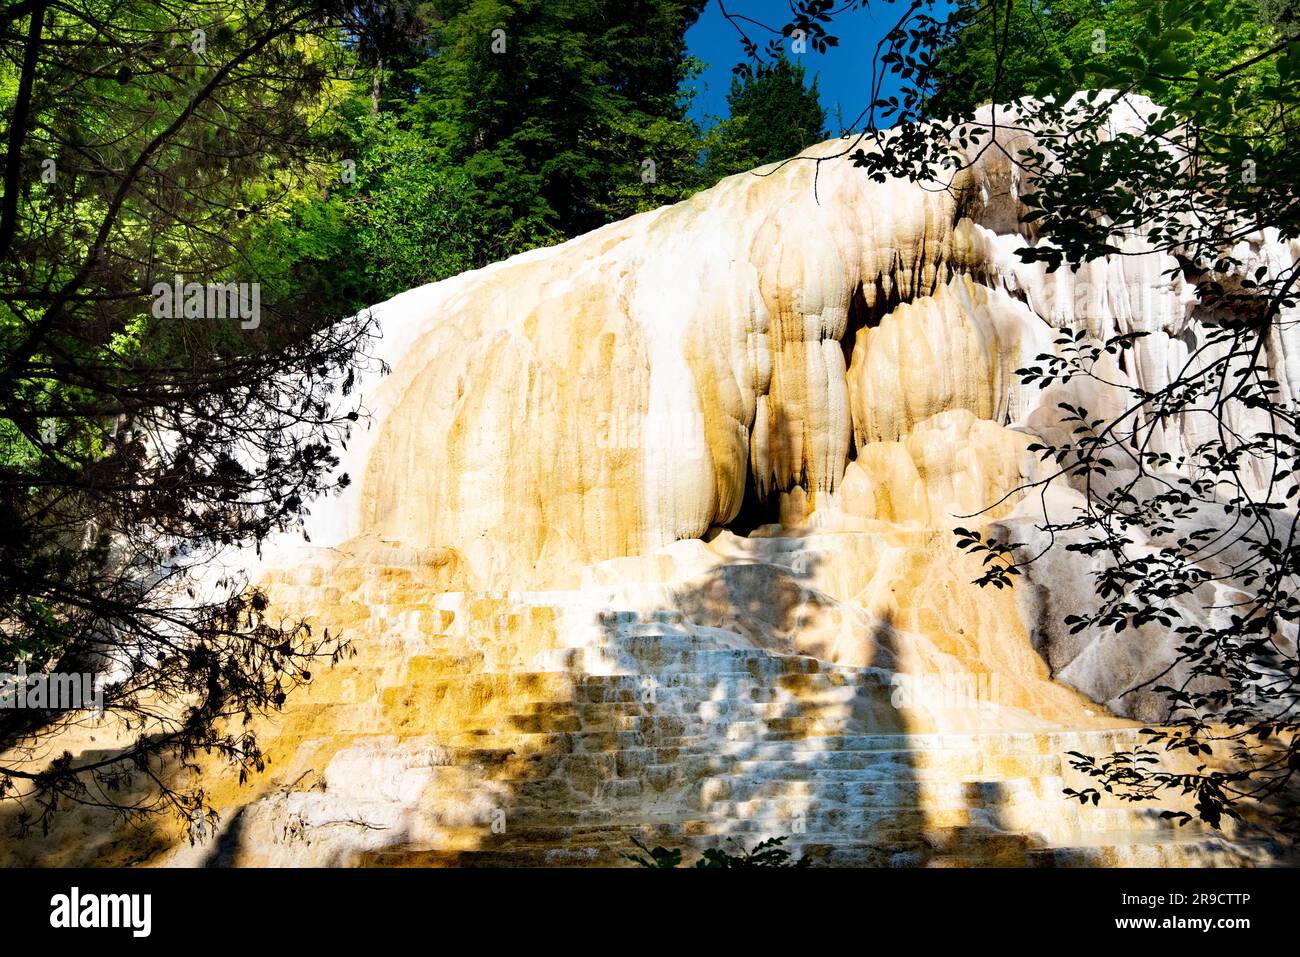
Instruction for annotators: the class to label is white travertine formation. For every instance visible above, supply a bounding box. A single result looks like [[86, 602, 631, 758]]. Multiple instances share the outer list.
[[292, 97, 1297, 581]]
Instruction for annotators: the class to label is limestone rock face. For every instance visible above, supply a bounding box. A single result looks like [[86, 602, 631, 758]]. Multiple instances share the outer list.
[[305, 100, 1298, 585], [280, 95, 1296, 726], [307, 140, 1041, 581], [5, 97, 1295, 867]]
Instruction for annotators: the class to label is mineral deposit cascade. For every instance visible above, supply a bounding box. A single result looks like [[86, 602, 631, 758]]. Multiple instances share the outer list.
[[4, 97, 1295, 866]]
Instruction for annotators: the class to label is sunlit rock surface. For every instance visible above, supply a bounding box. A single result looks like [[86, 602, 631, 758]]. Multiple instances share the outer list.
[[5, 96, 1296, 866]]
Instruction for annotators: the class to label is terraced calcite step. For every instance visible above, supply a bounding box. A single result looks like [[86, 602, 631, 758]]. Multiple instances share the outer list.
[[3, 97, 1294, 867], [132, 541, 1280, 868], [0, 531, 1284, 867]]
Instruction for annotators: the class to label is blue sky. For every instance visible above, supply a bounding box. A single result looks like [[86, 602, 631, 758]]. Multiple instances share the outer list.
[[683, 0, 915, 133]]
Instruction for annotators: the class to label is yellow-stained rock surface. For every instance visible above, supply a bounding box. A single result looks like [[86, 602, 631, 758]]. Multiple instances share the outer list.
[[4, 96, 1296, 866]]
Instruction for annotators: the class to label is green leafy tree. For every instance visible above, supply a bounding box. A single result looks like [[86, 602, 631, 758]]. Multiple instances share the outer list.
[[345, 116, 484, 299], [1255, 0, 1300, 37], [924, 0, 1279, 119], [0, 0, 381, 834], [263, 0, 718, 297], [705, 54, 827, 179], [402, 0, 709, 249], [336, 0, 434, 114]]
